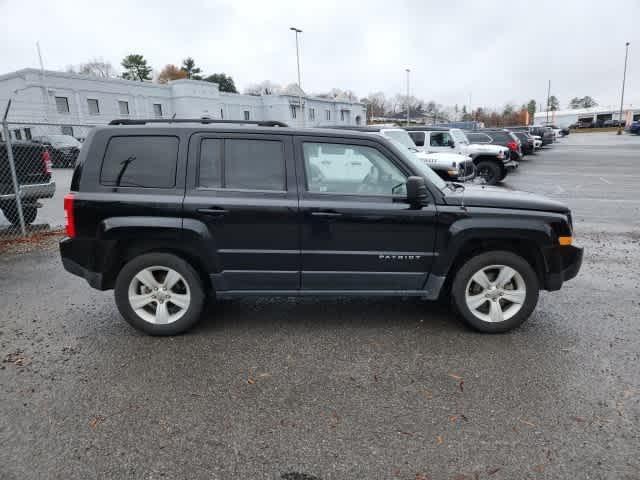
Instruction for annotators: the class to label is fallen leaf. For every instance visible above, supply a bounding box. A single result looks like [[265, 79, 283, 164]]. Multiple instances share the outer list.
[[459, 380, 464, 392], [398, 431, 413, 436], [436, 435, 443, 445], [448, 373, 463, 381], [487, 467, 501, 475], [374, 374, 378, 382], [257, 373, 271, 378], [415, 474, 431, 480], [88, 415, 105, 429], [247, 377, 256, 385], [423, 390, 433, 400], [572, 416, 586, 423], [519, 419, 536, 427], [449, 415, 458, 423], [532, 464, 545, 473]]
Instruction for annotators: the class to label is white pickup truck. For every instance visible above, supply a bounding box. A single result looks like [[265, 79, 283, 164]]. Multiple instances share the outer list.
[[406, 127, 517, 185]]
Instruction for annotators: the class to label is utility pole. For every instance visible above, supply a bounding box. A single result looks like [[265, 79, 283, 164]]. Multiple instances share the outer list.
[[617, 42, 630, 135], [36, 41, 48, 121], [290, 27, 304, 126], [405, 68, 410, 125], [545, 80, 551, 125]]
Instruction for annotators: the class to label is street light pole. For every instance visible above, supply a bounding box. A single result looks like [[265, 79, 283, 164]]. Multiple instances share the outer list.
[[405, 68, 410, 125], [545, 79, 551, 125], [617, 42, 630, 135], [290, 27, 304, 126]]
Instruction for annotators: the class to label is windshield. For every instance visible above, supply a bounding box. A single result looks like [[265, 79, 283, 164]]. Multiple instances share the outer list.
[[47, 135, 81, 148], [382, 129, 417, 149], [450, 129, 469, 145], [385, 137, 447, 190]]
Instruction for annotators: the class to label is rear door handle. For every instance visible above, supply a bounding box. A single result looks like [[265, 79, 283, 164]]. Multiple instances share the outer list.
[[197, 207, 229, 216], [311, 211, 342, 218]]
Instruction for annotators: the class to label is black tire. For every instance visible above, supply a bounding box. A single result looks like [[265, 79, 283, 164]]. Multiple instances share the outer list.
[[475, 160, 501, 185], [451, 250, 539, 333], [114, 252, 205, 336], [2, 205, 37, 225]]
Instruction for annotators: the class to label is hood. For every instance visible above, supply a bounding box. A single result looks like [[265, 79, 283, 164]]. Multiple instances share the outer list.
[[444, 184, 569, 213], [467, 143, 508, 154], [416, 151, 472, 165]]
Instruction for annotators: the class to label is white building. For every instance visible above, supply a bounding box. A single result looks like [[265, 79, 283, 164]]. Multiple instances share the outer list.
[[0, 68, 365, 140], [533, 105, 640, 128]]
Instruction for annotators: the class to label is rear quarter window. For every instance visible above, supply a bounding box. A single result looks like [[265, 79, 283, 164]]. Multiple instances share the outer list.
[[100, 136, 178, 188]]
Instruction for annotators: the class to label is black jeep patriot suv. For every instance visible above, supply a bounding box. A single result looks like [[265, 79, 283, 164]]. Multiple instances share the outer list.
[[60, 119, 583, 335]]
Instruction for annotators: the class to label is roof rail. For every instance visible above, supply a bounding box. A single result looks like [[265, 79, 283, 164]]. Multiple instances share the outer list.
[[108, 118, 289, 127]]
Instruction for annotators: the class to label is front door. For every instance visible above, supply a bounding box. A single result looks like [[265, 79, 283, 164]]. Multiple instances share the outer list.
[[295, 137, 437, 293], [183, 132, 299, 292]]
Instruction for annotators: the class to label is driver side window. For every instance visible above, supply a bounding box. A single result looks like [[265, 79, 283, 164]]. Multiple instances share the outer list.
[[303, 142, 407, 196], [430, 132, 451, 147]]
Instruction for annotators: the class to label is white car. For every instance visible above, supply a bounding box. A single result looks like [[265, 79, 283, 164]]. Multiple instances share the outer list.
[[531, 135, 543, 149]]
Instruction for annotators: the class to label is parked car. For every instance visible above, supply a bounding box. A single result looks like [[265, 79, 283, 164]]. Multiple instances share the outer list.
[[60, 118, 583, 335], [603, 119, 622, 128], [512, 131, 535, 155], [32, 134, 82, 167], [628, 120, 640, 134], [528, 126, 555, 145], [530, 135, 543, 149], [473, 129, 523, 162], [405, 127, 516, 185], [321, 126, 476, 182], [1, 140, 55, 225]]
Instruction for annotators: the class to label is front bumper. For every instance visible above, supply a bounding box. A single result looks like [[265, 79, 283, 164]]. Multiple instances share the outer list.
[[504, 160, 519, 170], [0, 181, 56, 202], [543, 245, 584, 291]]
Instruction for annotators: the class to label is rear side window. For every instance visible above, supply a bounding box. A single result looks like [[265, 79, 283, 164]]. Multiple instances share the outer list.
[[199, 138, 285, 191], [408, 131, 425, 146], [100, 136, 178, 188], [486, 131, 511, 142]]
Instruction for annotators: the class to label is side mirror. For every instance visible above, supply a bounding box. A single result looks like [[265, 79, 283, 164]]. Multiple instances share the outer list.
[[406, 176, 428, 207]]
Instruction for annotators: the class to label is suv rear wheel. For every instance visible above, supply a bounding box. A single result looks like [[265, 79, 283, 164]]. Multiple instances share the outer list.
[[114, 253, 205, 335], [451, 251, 539, 333]]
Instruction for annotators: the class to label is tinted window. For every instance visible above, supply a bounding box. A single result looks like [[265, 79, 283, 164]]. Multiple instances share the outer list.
[[466, 133, 492, 143], [486, 131, 511, 142], [303, 142, 406, 196], [408, 131, 424, 146], [199, 139, 222, 187], [430, 131, 451, 146], [100, 136, 178, 188], [225, 139, 285, 190]]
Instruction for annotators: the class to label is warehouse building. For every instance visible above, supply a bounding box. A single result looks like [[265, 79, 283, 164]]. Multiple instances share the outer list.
[[0, 68, 365, 140], [533, 105, 640, 128]]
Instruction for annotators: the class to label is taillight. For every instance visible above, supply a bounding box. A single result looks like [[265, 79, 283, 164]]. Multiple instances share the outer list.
[[64, 193, 76, 237], [42, 149, 52, 174], [507, 141, 518, 151]]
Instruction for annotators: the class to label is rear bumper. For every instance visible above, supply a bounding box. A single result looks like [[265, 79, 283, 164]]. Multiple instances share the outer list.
[[0, 181, 56, 202], [60, 237, 108, 290], [543, 245, 583, 291]]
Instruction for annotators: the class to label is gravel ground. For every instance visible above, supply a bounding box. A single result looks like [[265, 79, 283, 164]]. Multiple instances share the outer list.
[[1, 132, 639, 479]]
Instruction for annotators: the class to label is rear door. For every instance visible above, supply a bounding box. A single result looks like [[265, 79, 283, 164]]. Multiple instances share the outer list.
[[294, 136, 437, 293], [183, 132, 299, 292]]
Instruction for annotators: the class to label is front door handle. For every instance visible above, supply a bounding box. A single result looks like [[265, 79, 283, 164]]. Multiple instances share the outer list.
[[311, 211, 342, 218], [197, 207, 229, 216]]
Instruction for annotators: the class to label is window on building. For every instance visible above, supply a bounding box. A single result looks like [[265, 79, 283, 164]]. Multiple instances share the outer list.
[[118, 100, 130, 115], [340, 111, 345, 121], [325, 110, 331, 121], [153, 103, 163, 117], [243, 110, 250, 121], [24, 128, 32, 140], [100, 136, 179, 188], [13, 129, 22, 140], [308, 108, 315, 121], [302, 142, 406, 196], [87, 98, 100, 115], [61, 126, 74, 136], [199, 138, 285, 191], [290, 105, 297, 119], [55, 96, 70, 114]]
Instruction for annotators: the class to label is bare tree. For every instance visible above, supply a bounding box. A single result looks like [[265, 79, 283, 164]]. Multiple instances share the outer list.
[[67, 58, 117, 78], [243, 80, 282, 96]]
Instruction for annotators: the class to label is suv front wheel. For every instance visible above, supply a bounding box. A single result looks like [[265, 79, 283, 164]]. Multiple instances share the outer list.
[[114, 253, 205, 335], [451, 251, 539, 333]]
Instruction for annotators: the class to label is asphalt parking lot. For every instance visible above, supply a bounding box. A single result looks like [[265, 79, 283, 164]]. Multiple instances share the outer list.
[[1, 132, 639, 479]]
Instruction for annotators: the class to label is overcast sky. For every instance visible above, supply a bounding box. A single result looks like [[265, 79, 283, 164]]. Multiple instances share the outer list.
[[1, 0, 638, 110]]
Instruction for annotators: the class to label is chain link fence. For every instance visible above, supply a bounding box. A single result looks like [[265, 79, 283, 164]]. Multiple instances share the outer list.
[[1, 100, 93, 240]]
